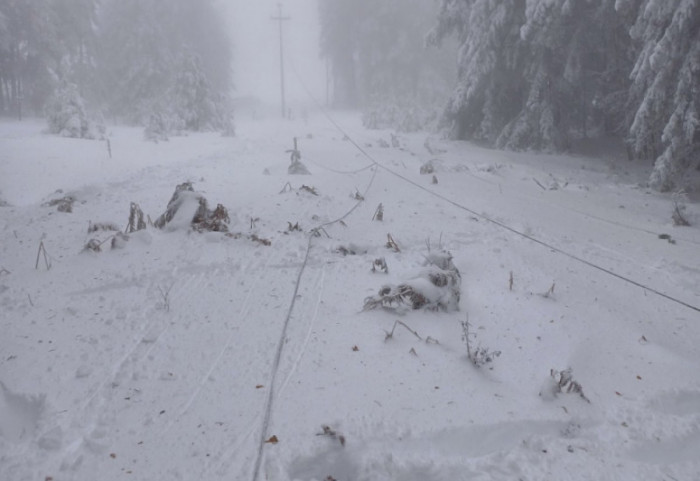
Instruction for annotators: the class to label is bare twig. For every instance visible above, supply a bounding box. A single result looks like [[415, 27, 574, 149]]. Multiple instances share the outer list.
[[158, 283, 175, 312], [541, 282, 556, 299], [35, 241, 51, 270], [385, 233, 400, 252], [384, 320, 422, 342], [373, 203, 384, 222], [300, 185, 318, 196]]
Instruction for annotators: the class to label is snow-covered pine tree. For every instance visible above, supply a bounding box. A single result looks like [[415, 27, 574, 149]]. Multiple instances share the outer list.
[[622, 0, 700, 190], [97, 0, 232, 130], [432, 0, 631, 151], [429, 0, 527, 143], [171, 53, 215, 132], [45, 79, 93, 138]]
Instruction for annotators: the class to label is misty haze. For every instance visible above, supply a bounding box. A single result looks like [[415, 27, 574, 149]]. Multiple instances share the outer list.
[[1, 1, 699, 480]]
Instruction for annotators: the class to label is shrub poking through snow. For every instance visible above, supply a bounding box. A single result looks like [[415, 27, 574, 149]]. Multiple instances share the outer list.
[[127, 203, 147, 233], [154, 182, 230, 232], [372, 257, 388, 273], [461, 315, 500, 368], [540, 368, 591, 403], [111, 232, 130, 250], [364, 251, 461, 312], [385, 233, 400, 252], [672, 192, 690, 226], [420, 160, 437, 175], [316, 425, 345, 447]]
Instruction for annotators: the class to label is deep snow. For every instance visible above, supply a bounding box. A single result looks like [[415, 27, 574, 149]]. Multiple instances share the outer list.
[[1, 112, 699, 481]]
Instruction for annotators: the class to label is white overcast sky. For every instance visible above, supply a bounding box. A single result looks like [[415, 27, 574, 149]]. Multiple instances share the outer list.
[[224, 0, 326, 107]]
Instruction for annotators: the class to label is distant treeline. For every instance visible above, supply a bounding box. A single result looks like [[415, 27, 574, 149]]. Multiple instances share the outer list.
[[0, 0, 232, 130], [320, 0, 699, 190]]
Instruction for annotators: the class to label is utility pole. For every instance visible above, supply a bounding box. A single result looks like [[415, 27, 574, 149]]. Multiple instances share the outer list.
[[271, 3, 290, 118]]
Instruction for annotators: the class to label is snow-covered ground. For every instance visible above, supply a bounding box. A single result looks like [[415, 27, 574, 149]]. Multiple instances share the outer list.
[[1, 112, 699, 481]]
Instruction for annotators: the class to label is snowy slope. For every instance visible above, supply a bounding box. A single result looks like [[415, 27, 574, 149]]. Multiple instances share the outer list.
[[1, 113, 699, 481]]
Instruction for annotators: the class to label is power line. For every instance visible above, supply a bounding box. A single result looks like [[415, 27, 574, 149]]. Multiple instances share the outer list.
[[250, 141, 379, 481], [289, 60, 700, 315]]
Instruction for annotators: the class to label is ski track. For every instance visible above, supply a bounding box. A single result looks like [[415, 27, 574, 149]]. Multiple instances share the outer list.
[[158, 254, 273, 438]]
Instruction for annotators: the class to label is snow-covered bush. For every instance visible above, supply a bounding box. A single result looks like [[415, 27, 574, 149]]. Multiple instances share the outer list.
[[539, 368, 590, 403], [144, 110, 173, 143], [461, 317, 500, 368], [45, 81, 94, 139], [364, 251, 461, 312], [154, 182, 230, 233]]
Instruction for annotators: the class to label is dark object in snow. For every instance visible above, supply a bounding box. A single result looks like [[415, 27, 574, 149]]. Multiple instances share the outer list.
[[83, 238, 102, 253], [88, 222, 120, 233], [373, 204, 384, 222], [43, 194, 75, 213], [316, 425, 346, 447], [286, 221, 302, 232], [154, 182, 230, 232], [364, 251, 461, 312], [300, 185, 318, 196], [420, 159, 438, 174], [658, 233, 677, 245]]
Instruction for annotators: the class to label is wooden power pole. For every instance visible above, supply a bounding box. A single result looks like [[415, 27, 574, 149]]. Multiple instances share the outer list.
[[271, 3, 290, 118]]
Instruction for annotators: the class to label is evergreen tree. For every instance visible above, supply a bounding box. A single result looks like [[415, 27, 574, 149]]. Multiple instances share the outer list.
[[431, 0, 631, 151], [0, 0, 54, 116], [97, 0, 232, 129], [622, 0, 700, 190]]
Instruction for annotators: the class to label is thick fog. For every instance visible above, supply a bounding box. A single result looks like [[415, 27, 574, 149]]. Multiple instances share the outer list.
[[0, 0, 697, 188], [226, 0, 326, 108]]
